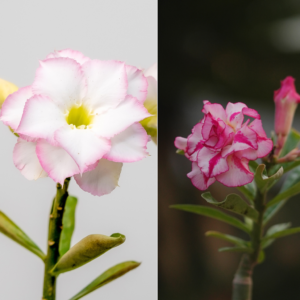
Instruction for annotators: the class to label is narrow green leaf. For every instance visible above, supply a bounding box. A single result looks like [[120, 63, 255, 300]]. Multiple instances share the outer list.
[[280, 128, 300, 158], [263, 227, 300, 241], [59, 196, 78, 256], [249, 160, 259, 172], [205, 231, 249, 247], [0, 211, 45, 260], [218, 246, 253, 253], [263, 202, 285, 226], [170, 205, 251, 233], [254, 164, 283, 193], [51, 233, 126, 276], [201, 192, 258, 220], [236, 183, 256, 202], [267, 181, 300, 207], [69, 261, 140, 300], [262, 223, 291, 247]]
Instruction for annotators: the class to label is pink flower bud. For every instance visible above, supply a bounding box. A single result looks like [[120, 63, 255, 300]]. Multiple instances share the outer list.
[[274, 76, 300, 155]]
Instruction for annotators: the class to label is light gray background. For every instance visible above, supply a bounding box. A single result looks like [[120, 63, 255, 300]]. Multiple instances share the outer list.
[[0, 1, 157, 299]]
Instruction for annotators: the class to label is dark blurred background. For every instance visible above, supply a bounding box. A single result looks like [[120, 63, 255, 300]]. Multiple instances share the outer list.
[[159, 1, 300, 299]]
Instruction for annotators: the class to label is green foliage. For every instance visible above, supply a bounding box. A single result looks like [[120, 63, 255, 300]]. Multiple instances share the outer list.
[[201, 192, 258, 220], [0, 211, 45, 260], [257, 250, 265, 264], [69, 261, 141, 300], [51, 233, 126, 276], [218, 246, 253, 253], [59, 196, 78, 257], [176, 149, 185, 155], [254, 165, 283, 193], [262, 226, 300, 241], [205, 231, 249, 247], [170, 205, 251, 233]]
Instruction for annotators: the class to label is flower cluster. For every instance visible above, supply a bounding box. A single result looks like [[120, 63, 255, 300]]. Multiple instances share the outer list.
[[175, 101, 273, 190], [0, 49, 152, 196]]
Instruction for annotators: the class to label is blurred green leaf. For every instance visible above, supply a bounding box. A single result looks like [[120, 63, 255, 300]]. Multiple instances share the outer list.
[[218, 246, 253, 253], [171, 205, 251, 233], [0, 211, 45, 260], [176, 149, 185, 155], [236, 183, 256, 202], [201, 192, 258, 220], [254, 164, 283, 193], [262, 226, 300, 241], [266, 181, 300, 207], [69, 261, 140, 300], [51, 233, 125, 276], [205, 231, 249, 247], [59, 196, 78, 257]]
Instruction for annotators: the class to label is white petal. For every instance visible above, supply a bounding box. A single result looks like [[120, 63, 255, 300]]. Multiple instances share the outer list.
[[144, 63, 157, 80], [92, 95, 151, 138], [32, 57, 86, 110], [0, 86, 33, 130], [13, 138, 48, 180], [17, 95, 66, 145], [82, 60, 127, 113], [104, 123, 149, 162], [74, 159, 123, 196], [46, 49, 90, 65], [36, 139, 80, 185], [126, 65, 148, 103], [55, 125, 111, 173]]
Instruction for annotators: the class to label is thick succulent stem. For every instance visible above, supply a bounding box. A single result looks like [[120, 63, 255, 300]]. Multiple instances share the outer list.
[[42, 178, 70, 300], [232, 189, 266, 300]]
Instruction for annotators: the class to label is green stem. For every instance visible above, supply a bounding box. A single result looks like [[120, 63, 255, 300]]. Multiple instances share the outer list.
[[232, 189, 266, 300], [42, 178, 70, 300]]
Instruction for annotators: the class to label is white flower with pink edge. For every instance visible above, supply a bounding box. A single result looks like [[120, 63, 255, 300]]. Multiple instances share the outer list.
[[0, 49, 151, 196], [175, 101, 273, 190]]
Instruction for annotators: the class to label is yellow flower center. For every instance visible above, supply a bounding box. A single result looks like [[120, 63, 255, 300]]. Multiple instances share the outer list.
[[66, 105, 94, 128]]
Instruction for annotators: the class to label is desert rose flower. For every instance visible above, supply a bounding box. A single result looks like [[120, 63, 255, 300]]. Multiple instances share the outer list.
[[274, 76, 300, 155], [140, 63, 157, 144], [175, 101, 273, 190], [0, 49, 151, 196], [0, 78, 18, 108]]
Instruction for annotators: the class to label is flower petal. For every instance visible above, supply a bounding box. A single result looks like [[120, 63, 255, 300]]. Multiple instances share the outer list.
[[0, 86, 33, 130], [187, 162, 216, 190], [256, 137, 273, 158], [82, 60, 127, 114], [202, 101, 227, 122], [216, 154, 253, 187], [17, 94, 66, 145], [36, 139, 80, 185], [32, 57, 86, 110], [187, 123, 204, 157], [13, 138, 48, 180], [144, 63, 157, 80], [126, 65, 148, 103], [174, 137, 187, 151], [54, 126, 111, 173], [74, 159, 123, 196], [248, 119, 267, 138], [104, 123, 148, 162], [46, 49, 91, 65], [197, 147, 228, 177], [92, 95, 151, 138]]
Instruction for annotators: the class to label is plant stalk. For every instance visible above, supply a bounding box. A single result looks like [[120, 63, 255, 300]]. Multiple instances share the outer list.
[[42, 178, 70, 300], [232, 189, 266, 300]]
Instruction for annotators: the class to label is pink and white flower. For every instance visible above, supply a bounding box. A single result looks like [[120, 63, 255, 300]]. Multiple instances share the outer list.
[[274, 76, 300, 155], [175, 101, 273, 190], [0, 49, 151, 196]]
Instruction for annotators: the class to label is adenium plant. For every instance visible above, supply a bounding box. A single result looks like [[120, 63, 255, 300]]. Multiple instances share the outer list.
[[173, 76, 300, 300], [0, 49, 156, 300]]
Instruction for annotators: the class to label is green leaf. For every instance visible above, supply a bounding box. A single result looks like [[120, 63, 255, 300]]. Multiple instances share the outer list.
[[201, 192, 258, 221], [280, 128, 300, 158], [176, 149, 185, 155], [263, 202, 286, 226], [205, 231, 249, 247], [170, 205, 251, 233], [69, 261, 140, 300], [254, 164, 283, 193], [266, 181, 300, 207], [59, 196, 78, 257], [236, 182, 256, 202], [262, 226, 300, 241], [0, 211, 45, 260], [51, 233, 126, 276], [218, 246, 253, 253], [262, 223, 291, 246]]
